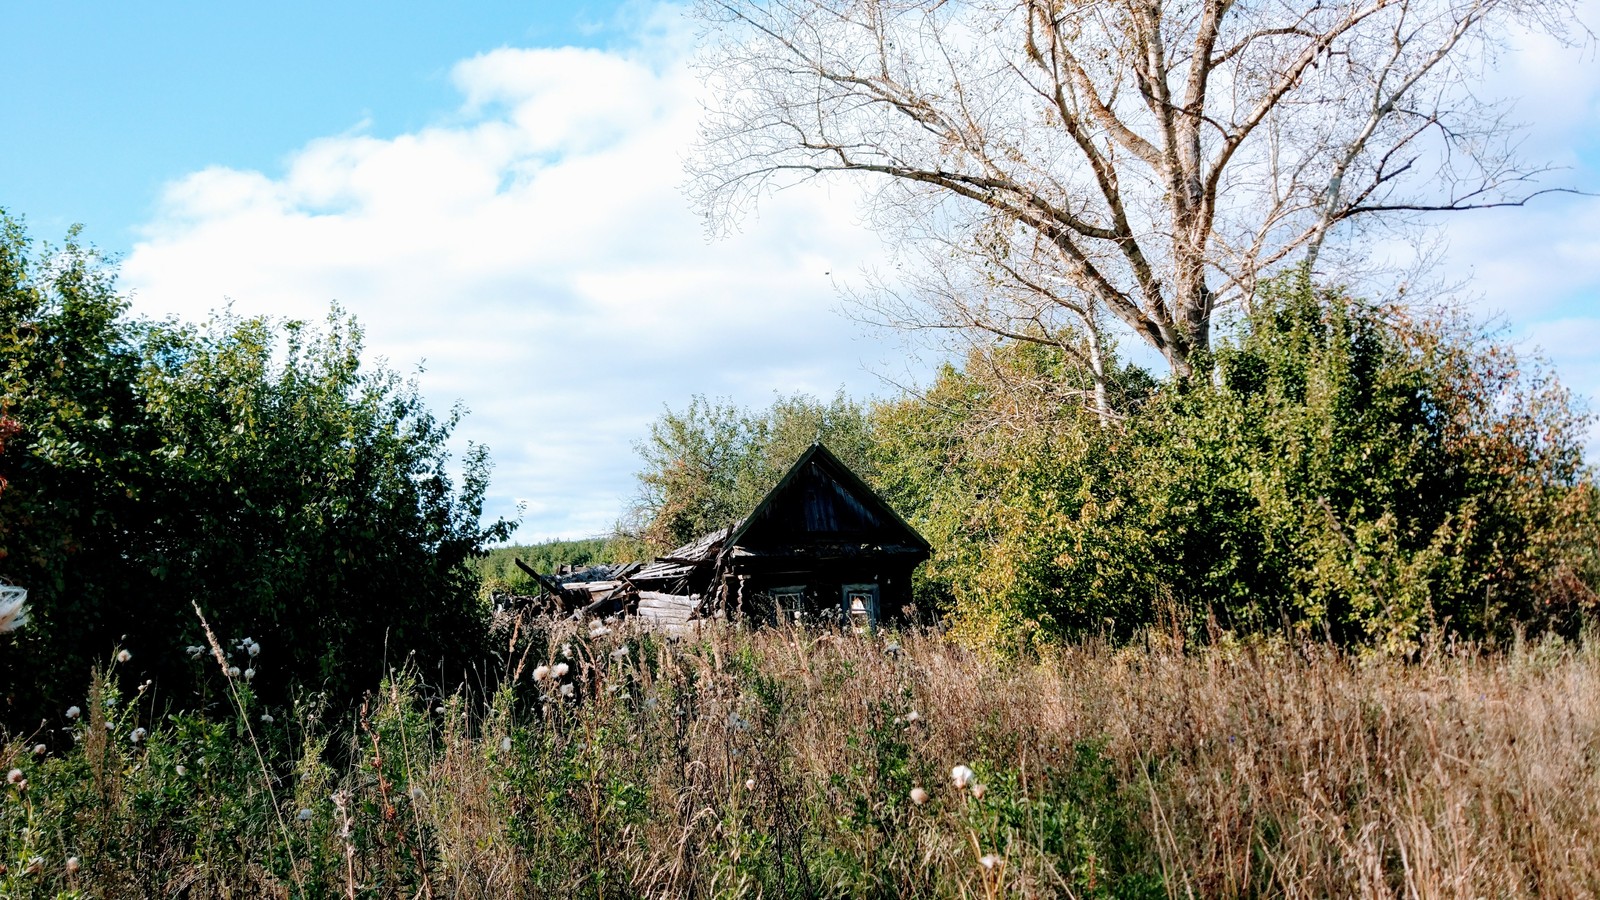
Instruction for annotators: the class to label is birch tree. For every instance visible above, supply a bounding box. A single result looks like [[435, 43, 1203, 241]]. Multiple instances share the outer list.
[[688, 0, 1578, 410]]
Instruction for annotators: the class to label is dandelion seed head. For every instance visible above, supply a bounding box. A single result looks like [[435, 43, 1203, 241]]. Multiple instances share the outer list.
[[0, 593, 26, 634], [65, 857, 80, 874], [260, 713, 274, 724], [408, 785, 425, 801], [186, 645, 205, 658], [745, 777, 757, 790], [435, 706, 446, 714], [500, 736, 513, 752], [31, 744, 45, 756], [533, 664, 551, 682], [971, 783, 987, 799], [951, 765, 975, 789], [905, 710, 921, 724], [130, 727, 147, 744], [610, 645, 629, 660], [559, 683, 575, 698], [243, 668, 255, 681], [298, 808, 313, 822], [560, 643, 573, 659], [116, 649, 131, 663], [979, 854, 1001, 870], [552, 662, 569, 678], [6, 768, 22, 785], [910, 787, 929, 805], [226, 666, 241, 678], [175, 764, 187, 776], [247, 642, 260, 657], [65, 705, 81, 719]]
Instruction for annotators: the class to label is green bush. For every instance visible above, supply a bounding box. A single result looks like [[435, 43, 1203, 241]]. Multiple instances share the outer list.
[[872, 274, 1598, 649], [0, 214, 510, 727]]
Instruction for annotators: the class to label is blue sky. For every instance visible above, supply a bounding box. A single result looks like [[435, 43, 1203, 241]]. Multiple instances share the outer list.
[[4, 3, 632, 243], [4, 2, 1599, 542]]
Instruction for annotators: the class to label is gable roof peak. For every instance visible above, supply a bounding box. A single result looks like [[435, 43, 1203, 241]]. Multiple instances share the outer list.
[[727, 441, 930, 552]]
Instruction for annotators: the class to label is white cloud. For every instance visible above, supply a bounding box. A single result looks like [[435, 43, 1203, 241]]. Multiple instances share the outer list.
[[123, 19, 899, 541], [121, 1, 1600, 542]]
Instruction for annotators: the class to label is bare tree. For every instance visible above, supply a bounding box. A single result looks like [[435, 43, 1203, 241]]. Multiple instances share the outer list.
[[688, 0, 1580, 411]]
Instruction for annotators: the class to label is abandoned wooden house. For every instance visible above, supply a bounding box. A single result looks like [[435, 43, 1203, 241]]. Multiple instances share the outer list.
[[520, 443, 931, 630]]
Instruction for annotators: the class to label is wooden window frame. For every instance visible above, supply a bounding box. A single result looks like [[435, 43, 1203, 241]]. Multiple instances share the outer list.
[[769, 584, 809, 622], [840, 582, 879, 628]]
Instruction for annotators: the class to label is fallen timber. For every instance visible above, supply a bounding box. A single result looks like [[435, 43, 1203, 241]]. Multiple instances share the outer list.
[[513, 556, 707, 635]]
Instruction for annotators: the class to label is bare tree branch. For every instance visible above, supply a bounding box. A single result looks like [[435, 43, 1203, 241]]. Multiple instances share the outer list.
[[689, 0, 1581, 384]]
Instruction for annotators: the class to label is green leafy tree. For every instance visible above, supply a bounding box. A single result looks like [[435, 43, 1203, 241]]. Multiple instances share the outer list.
[[870, 341, 1160, 650], [629, 390, 876, 550], [871, 274, 1597, 650], [0, 214, 510, 725], [0, 217, 159, 723], [133, 310, 511, 704], [1140, 275, 1598, 647]]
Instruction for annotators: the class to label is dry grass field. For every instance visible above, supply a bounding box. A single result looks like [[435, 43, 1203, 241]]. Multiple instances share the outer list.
[[4, 618, 1600, 898]]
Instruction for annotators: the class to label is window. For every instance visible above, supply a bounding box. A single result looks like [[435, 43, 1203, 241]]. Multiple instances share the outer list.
[[841, 583, 879, 630], [768, 585, 808, 622]]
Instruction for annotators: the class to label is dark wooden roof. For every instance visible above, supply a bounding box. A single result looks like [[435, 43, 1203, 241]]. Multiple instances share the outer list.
[[727, 443, 930, 559], [629, 443, 929, 590]]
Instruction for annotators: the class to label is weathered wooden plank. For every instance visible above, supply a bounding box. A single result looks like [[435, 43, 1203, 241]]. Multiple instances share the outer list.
[[564, 580, 621, 592], [637, 590, 699, 632], [637, 590, 698, 608], [637, 599, 691, 613], [639, 613, 691, 625], [641, 615, 691, 627]]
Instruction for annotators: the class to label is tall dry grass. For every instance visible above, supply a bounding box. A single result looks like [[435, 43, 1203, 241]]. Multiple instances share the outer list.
[[3, 620, 1599, 898]]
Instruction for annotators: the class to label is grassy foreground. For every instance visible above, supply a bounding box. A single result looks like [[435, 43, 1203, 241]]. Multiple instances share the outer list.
[[4, 620, 1600, 899]]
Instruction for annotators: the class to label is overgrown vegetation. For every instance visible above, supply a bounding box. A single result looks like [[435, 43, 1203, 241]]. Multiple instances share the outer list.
[[0, 215, 509, 726], [635, 276, 1599, 652], [475, 537, 629, 596], [627, 391, 876, 551], [2, 209, 1597, 895], [6, 620, 1600, 898]]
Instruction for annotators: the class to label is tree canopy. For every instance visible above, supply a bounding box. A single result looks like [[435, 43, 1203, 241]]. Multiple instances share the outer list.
[[628, 391, 877, 550], [690, 0, 1579, 418], [630, 276, 1598, 651], [0, 215, 510, 726]]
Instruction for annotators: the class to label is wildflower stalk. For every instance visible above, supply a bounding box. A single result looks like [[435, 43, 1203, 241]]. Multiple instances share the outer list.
[[192, 600, 302, 891], [357, 679, 440, 899]]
